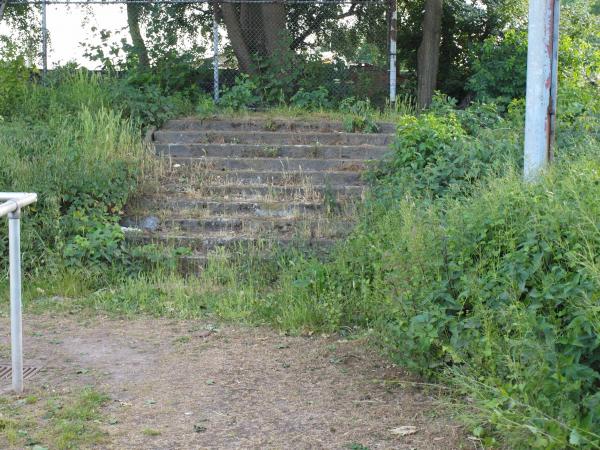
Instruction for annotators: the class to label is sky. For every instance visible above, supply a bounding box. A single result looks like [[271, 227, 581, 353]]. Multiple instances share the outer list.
[[45, 5, 128, 68], [1, 5, 129, 68]]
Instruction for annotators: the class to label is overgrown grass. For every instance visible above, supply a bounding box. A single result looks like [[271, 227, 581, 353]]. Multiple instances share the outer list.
[[1, 44, 599, 450]]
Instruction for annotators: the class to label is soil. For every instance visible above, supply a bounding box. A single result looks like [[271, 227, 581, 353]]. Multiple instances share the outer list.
[[0, 314, 466, 449]]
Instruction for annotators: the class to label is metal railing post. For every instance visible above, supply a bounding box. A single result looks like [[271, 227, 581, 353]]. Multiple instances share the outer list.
[[1, 192, 37, 393], [8, 208, 23, 393], [389, 0, 397, 105]]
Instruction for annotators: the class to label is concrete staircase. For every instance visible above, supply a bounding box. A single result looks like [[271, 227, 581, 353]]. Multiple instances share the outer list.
[[124, 117, 395, 271]]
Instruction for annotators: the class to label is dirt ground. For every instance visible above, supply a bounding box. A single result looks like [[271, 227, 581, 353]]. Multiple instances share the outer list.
[[0, 314, 467, 449]]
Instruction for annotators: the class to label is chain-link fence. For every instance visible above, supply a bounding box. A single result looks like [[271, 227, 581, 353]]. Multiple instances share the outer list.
[[6, 0, 399, 107], [210, 0, 397, 106]]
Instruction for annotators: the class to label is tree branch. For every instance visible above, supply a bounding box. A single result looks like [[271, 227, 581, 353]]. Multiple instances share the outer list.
[[291, 2, 359, 49], [0, 0, 8, 24]]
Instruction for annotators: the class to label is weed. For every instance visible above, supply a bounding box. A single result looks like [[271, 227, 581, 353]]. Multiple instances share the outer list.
[[142, 428, 162, 436], [0, 387, 109, 449]]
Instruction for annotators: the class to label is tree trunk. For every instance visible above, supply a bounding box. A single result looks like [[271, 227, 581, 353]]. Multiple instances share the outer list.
[[417, 0, 443, 109], [260, 3, 289, 61], [127, 4, 150, 69], [222, 3, 289, 75], [222, 3, 256, 74], [0, 0, 8, 24]]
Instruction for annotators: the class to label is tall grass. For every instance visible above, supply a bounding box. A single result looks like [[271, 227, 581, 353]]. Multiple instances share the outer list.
[[0, 71, 151, 273]]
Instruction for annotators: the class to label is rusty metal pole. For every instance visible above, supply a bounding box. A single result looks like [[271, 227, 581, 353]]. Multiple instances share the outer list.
[[388, 0, 397, 105], [523, 0, 560, 181]]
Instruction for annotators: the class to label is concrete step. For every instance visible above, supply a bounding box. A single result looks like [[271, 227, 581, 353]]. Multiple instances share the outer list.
[[155, 143, 390, 160], [126, 231, 337, 253], [154, 130, 395, 146], [163, 118, 397, 134], [124, 216, 349, 235], [165, 157, 368, 172], [177, 243, 331, 274], [190, 170, 363, 185], [158, 184, 366, 201], [128, 197, 326, 217]]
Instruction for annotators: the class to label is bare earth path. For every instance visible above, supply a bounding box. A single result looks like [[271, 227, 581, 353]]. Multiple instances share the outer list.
[[0, 314, 465, 449]]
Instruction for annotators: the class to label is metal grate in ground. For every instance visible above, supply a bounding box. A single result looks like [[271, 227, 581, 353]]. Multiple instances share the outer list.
[[0, 365, 42, 381]]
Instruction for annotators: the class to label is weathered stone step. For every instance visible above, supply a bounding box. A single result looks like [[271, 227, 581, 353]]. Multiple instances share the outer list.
[[178, 243, 330, 274], [159, 184, 365, 201], [163, 118, 397, 134], [126, 231, 337, 253], [154, 130, 394, 146], [196, 170, 363, 185], [124, 216, 349, 235], [155, 143, 390, 160], [166, 157, 368, 172], [128, 197, 325, 217]]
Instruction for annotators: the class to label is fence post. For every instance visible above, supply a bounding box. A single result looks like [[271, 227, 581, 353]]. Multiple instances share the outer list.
[[213, 3, 220, 103], [388, 0, 397, 105], [41, 0, 48, 79], [8, 209, 23, 393], [523, 0, 560, 181]]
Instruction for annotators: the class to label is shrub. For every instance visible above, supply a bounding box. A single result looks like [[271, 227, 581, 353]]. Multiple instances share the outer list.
[[220, 74, 260, 110], [0, 98, 146, 272], [0, 50, 30, 119], [467, 29, 527, 104], [290, 87, 331, 110], [369, 103, 520, 200], [339, 97, 379, 133]]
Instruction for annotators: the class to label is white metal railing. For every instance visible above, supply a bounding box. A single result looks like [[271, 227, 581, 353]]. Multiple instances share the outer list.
[[0, 193, 37, 393]]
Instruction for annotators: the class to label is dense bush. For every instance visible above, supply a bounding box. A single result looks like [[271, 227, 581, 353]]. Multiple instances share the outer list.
[[290, 87, 331, 110], [370, 98, 521, 200], [467, 29, 527, 103], [284, 157, 600, 448], [0, 48, 29, 119], [219, 74, 260, 110], [468, 3, 600, 106], [247, 86, 600, 447], [0, 71, 151, 273]]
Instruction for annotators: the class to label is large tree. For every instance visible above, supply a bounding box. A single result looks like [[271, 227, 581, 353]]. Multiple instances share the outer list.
[[219, 1, 387, 74], [417, 0, 443, 108], [127, 3, 150, 68], [220, 2, 289, 74]]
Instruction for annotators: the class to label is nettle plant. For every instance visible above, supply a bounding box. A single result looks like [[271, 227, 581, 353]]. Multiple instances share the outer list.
[[220, 74, 261, 110], [290, 87, 331, 110], [340, 97, 379, 133]]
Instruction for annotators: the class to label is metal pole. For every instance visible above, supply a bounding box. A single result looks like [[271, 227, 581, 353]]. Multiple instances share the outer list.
[[523, 0, 560, 181], [548, 0, 560, 162], [212, 4, 219, 103], [8, 209, 23, 393], [41, 0, 48, 79], [389, 0, 397, 105]]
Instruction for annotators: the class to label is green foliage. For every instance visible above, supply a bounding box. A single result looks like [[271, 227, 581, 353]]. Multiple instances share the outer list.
[[290, 87, 331, 111], [110, 81, 189, 128], [370, 99, 520, 199], [0, 48, 29, 119], [220, 74, 260, 111], [468, 2, 600, 104], [216, 85, 600, 448], [340, 97, 379, 133], [0, 70, 151, 273], [0, 387, 109, 449], [467, 29, 527, 104]]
